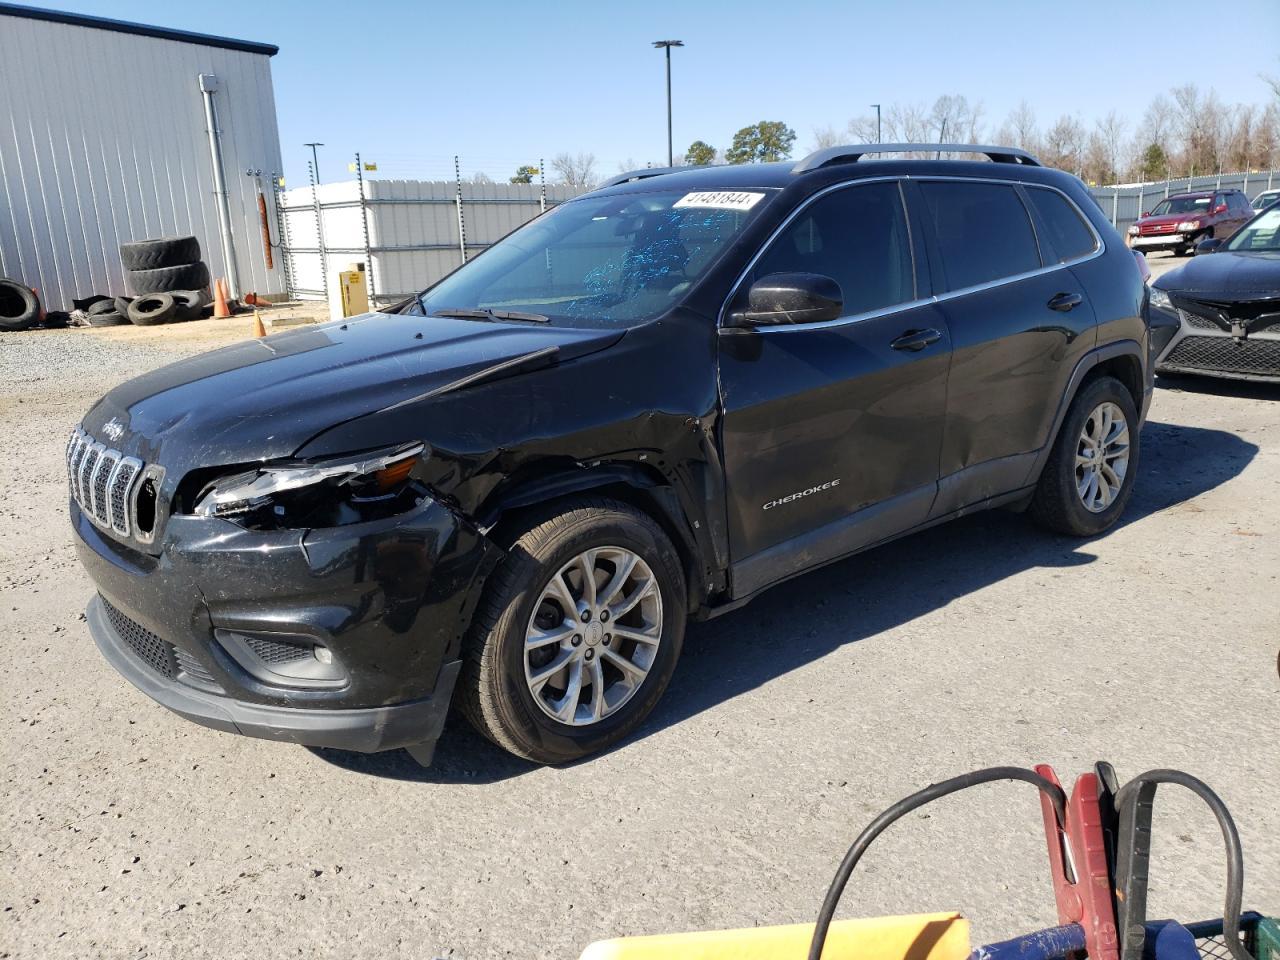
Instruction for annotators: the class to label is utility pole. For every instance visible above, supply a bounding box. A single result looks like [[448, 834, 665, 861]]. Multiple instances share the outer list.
[[305, 142, 324, 184], [871, 104, 881, 144], [652, 40, 684, 167], [936, 118, 947, 160]]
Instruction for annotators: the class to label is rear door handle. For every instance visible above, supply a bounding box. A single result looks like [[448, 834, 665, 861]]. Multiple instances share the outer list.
[[889, 328, 942, 352], [1048, 291, 1084, 312]]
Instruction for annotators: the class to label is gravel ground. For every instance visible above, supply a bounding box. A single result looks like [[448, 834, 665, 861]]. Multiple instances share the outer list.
[[2, 285, 1277, 959]]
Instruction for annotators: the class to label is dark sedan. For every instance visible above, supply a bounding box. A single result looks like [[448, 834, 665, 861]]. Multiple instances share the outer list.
[[1149, 206, 1280, 383]]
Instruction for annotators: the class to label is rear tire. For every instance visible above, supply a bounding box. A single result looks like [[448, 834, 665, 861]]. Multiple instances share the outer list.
[[459, 498, 686, 764], [1029, 376, 1139, 537]]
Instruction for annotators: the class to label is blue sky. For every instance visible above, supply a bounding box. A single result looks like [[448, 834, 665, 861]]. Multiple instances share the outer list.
[[45, 0, 1280, 186]]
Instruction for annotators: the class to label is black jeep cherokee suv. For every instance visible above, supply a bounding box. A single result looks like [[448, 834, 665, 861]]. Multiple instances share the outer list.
[[71, 144, 1151, 765]]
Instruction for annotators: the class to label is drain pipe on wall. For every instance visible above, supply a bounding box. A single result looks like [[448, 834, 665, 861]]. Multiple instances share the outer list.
[[198, 74, 241, 300]]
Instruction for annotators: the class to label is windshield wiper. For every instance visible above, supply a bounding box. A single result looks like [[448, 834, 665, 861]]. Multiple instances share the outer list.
[[428, 307, 549, 323]]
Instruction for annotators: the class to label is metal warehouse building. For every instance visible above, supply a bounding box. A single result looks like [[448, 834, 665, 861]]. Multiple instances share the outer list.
[[0, 3, 285, 310]]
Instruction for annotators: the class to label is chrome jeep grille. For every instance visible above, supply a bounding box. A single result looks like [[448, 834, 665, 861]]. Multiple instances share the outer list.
[[66, 429, 144, 538]]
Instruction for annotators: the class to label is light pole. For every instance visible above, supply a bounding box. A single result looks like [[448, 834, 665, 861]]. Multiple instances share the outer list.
[[305, 142, 324, 184], [652, 40, 683, 167], [871, 104, 881, 144]]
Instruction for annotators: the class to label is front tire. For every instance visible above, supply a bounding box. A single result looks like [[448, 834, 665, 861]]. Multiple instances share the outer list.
[[1029, 376, 1139, 536], [459, 498, 686, 763]]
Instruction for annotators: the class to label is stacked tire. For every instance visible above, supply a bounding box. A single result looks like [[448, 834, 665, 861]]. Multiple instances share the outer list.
[[120, 236, 211, 325]]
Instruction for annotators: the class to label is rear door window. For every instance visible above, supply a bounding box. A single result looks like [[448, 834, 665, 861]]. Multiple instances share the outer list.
[[917, 181, 1041, 291], [1024, 187, 1098, 263], [748, 181, 915, 317]]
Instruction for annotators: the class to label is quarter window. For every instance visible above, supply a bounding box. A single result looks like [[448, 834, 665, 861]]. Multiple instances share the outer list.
[[918, 181, 1041, 291], [1025, 187, 1098, 263], [748, 181, 915, 317]]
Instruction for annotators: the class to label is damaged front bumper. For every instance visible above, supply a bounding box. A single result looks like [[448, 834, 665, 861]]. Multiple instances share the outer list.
[[74, 493, 500, 762]]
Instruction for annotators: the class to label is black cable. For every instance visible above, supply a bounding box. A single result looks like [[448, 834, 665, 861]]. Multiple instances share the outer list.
[[807, 766, 1068, 960], [1112, 769, 1253, 960]]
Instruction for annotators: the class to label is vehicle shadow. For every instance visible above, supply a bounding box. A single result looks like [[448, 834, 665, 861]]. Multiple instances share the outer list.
[[311, 419, 1256, 784], [1156, 372, 1280, 402]]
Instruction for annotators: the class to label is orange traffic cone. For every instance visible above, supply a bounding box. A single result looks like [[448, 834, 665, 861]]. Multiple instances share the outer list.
[[213, 278, 230, 318], [252, 309, 266, 338]]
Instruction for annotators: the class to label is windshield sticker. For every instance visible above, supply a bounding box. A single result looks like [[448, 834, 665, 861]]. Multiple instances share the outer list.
[[674, 191, 765, 211]]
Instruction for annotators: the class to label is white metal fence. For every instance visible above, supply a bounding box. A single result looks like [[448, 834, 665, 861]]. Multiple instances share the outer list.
[[279, 167, 584, 305], [1087, 170, 1279, 236], [280, 163, 1280, 306]]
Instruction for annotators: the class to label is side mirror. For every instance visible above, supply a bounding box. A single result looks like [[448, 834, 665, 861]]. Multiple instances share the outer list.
[[1195, 237, 1225, 255], [733, 272, 843, 326], [1141, 211, 1150, 217], [1213, 204, 1228, 214]]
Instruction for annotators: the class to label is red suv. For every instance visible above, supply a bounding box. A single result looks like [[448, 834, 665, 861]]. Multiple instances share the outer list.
[[1128, 190, 1253, 256]]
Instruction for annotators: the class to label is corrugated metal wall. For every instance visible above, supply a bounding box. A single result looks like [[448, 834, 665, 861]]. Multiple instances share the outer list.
[[0, 14, 285, 309], [280, 179, 585, 302]]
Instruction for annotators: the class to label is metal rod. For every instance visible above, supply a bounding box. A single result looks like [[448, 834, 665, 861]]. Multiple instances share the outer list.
[[539, 157, 546, 214], [355, 152, 376, 304], [305, 142, 324, 185], [872, 104, 881, 144], [272, 171, 296, 300], [198, 74, 241, 300], [454, 155, 468, 263], [665, 45, 673, 166], [308, 158, 327, 299]]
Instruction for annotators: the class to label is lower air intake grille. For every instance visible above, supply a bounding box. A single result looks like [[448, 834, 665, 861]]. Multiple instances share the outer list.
[[102, 596, 176, 679], [244, 636, 313, 665], [1164, 336, 1280, 376], [173, 647, 216, 684], [100, 596, 221, 689]]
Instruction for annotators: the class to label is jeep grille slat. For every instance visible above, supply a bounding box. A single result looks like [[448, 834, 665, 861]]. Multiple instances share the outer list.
[[67, 428, 145, 539]]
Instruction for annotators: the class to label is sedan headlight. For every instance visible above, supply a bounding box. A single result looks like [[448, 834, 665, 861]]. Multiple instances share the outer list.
[[195, 442, 426, 520], [1177, 220, 1202, 232], [1148, 287, 1173, 312]]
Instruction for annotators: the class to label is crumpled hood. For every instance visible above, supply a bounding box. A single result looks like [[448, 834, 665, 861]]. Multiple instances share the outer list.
[[1156, 250, 1280, 298], [81, 312, 623, 476]]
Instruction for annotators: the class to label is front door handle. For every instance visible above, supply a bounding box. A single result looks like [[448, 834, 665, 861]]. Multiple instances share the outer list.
[[890, 328, 942, 352], [1048, 291, 1084, 312]]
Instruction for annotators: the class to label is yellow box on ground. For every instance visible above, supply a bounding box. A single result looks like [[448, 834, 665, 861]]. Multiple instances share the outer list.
[[579, 911, 969, 960]]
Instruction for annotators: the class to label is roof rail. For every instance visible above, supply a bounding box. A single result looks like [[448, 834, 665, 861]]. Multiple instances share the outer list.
[[599, 165, 690, 188], [792, 143, 1041, 174]]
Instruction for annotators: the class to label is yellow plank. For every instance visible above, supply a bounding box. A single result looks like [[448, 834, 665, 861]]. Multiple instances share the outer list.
[[580, 911, 969, 960]]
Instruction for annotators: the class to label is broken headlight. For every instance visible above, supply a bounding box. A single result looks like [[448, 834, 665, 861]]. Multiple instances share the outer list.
[[194, 442, 426, 525]]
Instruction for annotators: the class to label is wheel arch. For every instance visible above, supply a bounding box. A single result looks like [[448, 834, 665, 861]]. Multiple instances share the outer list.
[[1029, 340, 1146, 484], [476, 461, 712, 615]]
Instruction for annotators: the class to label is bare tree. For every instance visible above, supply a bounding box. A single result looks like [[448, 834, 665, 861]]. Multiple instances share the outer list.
[[846, 115, 877, 144], [1096, 111, 1127, 182], [995, 101, 1040, 154], [1042, 115, 1086, 174], [552, 152, 598, 189], [809, 125, 843, 151], [1172, 84, 1229, 176]]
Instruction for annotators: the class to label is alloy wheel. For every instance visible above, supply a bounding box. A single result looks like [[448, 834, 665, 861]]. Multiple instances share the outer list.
[[523, 546, 662, 726], [1076, 401, 1130, 513]]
